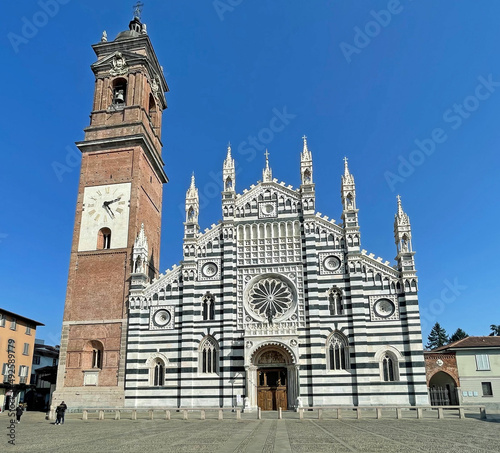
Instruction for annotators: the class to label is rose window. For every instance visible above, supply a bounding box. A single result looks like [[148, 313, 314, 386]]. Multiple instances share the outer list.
[[248, 278, 293, 319]]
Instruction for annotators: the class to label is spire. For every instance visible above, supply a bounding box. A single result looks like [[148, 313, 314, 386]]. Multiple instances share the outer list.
[[301, 135, 312, 160], [132, 223, 149, 276], [394, 195, 413, 258], [185, 172, 199, 226], [342, 157, 354, 184], [223, 143, 235, 192], [224, 143, 234, 168], [395, 195, 410, 226], [300, 135, 313, 186], [263, 149, 273, 182], [187, 172, 197, 196]]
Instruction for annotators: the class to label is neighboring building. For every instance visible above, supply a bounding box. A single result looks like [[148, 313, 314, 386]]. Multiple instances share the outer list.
[[24, 340, 59, 411], [433, 337, 500, 410], [53, 13, 428, 411], [0, 308, 44, 411]]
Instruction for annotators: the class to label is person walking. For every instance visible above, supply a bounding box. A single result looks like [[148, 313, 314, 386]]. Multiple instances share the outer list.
[[16, 404, 24, 423], [55, 401, 67, 425]]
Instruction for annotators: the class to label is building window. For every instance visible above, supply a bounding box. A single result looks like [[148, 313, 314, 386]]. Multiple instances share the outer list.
[[199, 336, 219, 374], [476, 354, 490, 371], [97, 228, 111, 249], [202, 292, 215, 321], [25, 326, 31, 335], [23, 343, 29, 355], [10, 318, 16, 330], [0, 314, 5, 327], [380, 351, 400, 382], [152, 359, 165, 386], [328, 287, 343, 316], [33, 356, 40, 365], [327, 332, 349, 371], [19, 365, 29, 384], [482, 382, 493, 397]]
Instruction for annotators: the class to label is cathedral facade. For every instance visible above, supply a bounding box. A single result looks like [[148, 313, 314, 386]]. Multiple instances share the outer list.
[[53, 15, 428, 411]]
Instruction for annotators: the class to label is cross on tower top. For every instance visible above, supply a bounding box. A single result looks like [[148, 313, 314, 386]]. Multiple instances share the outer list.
[[264, 149, 270, 161], [133, 1, 144, 19], [302, 135, 307, 141]]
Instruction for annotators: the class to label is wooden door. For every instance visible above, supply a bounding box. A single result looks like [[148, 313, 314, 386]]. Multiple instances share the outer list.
[[275, 388, 287, 410], [258, 389, 274, 411]]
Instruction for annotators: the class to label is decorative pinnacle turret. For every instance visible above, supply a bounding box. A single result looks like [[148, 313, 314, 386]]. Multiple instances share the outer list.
[[224, 143, 234, 168], [301, 135, 311, 160], [395, 195, 410, 225], [342, 157, 354, 184], [186, 172, 198, 198], [263, 149, 273, 182]]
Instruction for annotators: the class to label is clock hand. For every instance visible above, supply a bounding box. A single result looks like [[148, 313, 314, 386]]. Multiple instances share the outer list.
[[102, 202, 115, 218], [107, 197, 122, 205]]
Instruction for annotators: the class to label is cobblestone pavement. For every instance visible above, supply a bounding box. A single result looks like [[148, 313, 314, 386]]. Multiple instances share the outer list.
[[3, 411, 500, 452]]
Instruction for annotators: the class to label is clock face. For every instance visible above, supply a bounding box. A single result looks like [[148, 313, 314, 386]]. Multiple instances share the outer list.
[[374, 299, 395, 318], [85, 186, 129, 224], [78, 183, 131, 251]]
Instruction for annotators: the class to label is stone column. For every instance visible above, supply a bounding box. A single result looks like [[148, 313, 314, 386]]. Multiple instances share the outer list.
[[245, 365, 258, 411]]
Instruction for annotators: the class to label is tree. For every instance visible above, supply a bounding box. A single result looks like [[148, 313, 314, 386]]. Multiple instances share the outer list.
[[426, 322, 449, 350], [449, 328, 468, 343], [489, 325, 500, 336]]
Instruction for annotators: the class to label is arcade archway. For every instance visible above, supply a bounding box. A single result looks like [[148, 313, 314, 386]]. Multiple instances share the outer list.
[[429, 371, 459, 405]]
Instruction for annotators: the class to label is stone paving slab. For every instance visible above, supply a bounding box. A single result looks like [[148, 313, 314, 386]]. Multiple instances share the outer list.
[[3, 411, 500, 452]]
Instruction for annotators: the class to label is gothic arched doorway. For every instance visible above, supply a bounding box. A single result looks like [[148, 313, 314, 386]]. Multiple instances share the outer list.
[[249, 344, 297, 411]]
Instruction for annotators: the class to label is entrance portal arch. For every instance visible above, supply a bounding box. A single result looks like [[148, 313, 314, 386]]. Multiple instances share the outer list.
[[246, 343, 299, 411], [429, 371, 459, 405]]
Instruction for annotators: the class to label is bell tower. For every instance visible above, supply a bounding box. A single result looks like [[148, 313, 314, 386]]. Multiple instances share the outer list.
[[52, 12, 169, 410]]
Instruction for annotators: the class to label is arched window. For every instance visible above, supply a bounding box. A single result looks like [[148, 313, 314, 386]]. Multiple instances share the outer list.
[[202, 292, 215, 321], [199, 336, 219, 374], [153, 360, 165, 386], [112, 78, 127, 107], [328, 287, 343, 316], [97, 228, 111, 249], [327, 333, 349, 371], [89, 341, 103, 369], [148, 94, 159, 130], [225, 177, 233, 191], [380, 351, 399, 382]]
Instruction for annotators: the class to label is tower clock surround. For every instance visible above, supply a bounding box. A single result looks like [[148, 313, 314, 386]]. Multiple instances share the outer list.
[[78, 182, 131, 251]]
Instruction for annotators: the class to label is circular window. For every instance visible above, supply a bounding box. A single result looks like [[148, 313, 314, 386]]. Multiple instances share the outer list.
[[153, 309, 171, 327], [264, 204, 275, 214], [202, 262, 218, 278], [246, 276, 295, 321], [323, 255, 341, 272], [373, 299, 395, 318]]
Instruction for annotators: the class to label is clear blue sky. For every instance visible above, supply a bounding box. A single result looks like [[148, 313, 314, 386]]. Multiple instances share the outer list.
[[2, 0, 499, 346]]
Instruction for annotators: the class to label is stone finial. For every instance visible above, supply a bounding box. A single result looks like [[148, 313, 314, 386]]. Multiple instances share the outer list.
[[263, 149, 273, 182], [101, 30, 107, 42]]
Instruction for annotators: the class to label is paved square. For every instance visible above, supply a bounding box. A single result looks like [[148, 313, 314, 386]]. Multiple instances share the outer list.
[[4, 411, 500, 452]]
